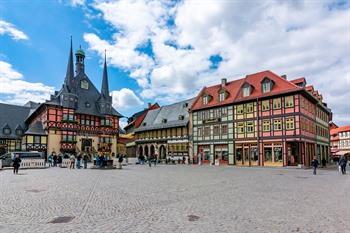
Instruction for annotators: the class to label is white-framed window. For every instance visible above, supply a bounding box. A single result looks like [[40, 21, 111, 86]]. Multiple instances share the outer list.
[[262, 100, 270, 111], [285, 96, 294, 108], [219, 92, 225, 102], [273, 98, 281, 109], [246, 121, 254, 133], [243, 86, 250, 97], [263, 120, 270, 132], [285, 117, 295, 130], [262, 82, 271, 93], [203, 96, 209, 105]]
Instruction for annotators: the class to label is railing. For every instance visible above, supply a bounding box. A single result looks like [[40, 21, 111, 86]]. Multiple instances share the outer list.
[[61, 159, 70, 168], [20, 159, 46, 169]]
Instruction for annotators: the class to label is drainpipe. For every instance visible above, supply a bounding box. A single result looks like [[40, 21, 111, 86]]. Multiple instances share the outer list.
[[256, 97, 260, 166]]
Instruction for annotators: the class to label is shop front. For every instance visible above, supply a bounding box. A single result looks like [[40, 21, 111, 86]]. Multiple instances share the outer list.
[[263, 143, 283, 167], [235, 143, 258, 166], [214, 144, 229, 165]]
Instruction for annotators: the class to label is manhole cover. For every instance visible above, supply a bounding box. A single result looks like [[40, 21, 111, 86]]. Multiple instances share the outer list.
[[25, 189, 43, 193], [48, 216, 74, 224], [188, 215, 200, 222], [296, 176, 308, 179]]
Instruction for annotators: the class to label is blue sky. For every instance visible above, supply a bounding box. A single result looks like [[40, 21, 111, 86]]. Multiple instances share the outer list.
[[0, 0, 349, 127]]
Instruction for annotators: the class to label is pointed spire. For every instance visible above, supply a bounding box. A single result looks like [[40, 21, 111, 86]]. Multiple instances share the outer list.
[[64, 36, 74, 92], [101, 50, 110, 98]]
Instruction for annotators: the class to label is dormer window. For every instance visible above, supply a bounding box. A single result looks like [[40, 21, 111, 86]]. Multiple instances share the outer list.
[[262, 81, 271, 93], [203, 96, 209, 105], [162, 118, 167, 123], [178, 115, 185, 120], [80, 80, 89, 89], [16, 129, 23, 135], [142, 122, 147, 126], [183, 103, 188, 108], [219, 92, 225, 102], [3, 127, 11, 135], [243, 86, 250, 97], [261, 77, 274, 93]]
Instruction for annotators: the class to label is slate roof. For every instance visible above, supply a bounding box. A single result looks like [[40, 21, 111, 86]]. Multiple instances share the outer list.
[[25, 121, 47, 135], [135, 98, 195, 132], [0, 103, 31, 139], [124, 103, 160, 130], [27, 43, 123, 119]]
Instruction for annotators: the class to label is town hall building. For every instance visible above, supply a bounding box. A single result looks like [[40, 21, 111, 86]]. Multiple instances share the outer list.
[[0, 40, 122, 156]]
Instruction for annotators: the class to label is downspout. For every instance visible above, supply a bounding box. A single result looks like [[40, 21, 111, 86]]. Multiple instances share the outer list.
[[256, 97, 260, 166]]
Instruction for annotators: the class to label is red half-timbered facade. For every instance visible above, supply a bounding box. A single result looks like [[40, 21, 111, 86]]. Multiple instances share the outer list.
[[191, 70, 331, 167], [25, 41, 122, 156]]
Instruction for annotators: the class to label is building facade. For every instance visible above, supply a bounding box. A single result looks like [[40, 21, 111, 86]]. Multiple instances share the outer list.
[[134, 99, 194, 160], [330, 125, 350, 158], [123, 103, 160, 157], [190, 70, 331, 167], [0, 40, 122, 157]]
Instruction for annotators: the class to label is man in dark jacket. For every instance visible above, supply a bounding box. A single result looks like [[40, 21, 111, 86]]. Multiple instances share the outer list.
[[311, 156, 319, 175], [339, 155, 347, 175], [13, 154, 21, 174]]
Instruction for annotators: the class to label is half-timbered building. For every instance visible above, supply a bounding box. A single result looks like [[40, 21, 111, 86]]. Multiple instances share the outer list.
[[190, 70, 331, 167], [0, 39, 122, 157], [134, 99, 194, 160]]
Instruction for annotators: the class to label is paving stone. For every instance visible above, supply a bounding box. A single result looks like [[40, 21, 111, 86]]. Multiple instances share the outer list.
[[0, 165, 348, 233]]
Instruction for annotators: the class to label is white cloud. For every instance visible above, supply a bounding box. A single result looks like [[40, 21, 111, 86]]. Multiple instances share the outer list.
[[84, 0, 350, 125], [111, 88, 144, 111], [119, 118, 128, 129], [0, 20, 28, 40], [70, 0, 85, 7], [0, 61, 54, 104]]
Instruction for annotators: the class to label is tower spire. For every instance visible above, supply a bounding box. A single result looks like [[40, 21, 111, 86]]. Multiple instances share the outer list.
[[64, 36, 74, 92], [101, 50, 110, 99]]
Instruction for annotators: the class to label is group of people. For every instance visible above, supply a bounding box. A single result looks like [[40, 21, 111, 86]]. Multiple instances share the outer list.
[[311, 154, 348, 175], [47, 151, 90, 169], [137, 154, 189, 167]]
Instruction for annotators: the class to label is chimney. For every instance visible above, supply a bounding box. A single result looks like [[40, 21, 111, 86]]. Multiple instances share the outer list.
[[148, 103, 152, 108], [281, 74, 287, 80], [221, 78, 227, 87]]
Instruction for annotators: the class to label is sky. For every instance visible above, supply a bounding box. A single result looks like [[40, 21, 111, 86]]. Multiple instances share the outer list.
[[0, 0, 349, 128]]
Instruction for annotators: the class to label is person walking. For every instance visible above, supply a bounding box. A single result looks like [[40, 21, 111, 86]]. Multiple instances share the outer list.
[[69, 154, 75, 169], [153, 154, 157, 166], [76, 153, 82, 169], [53, 152, 58, 167], [148, 155, 152, 167], [58, 153, 63, 168], [83, 153, 89, 169], [118, 154, 123, 169], [13, 154, 21, 174], [311, 156, 319, 175], [339, 155, 347, 175], [48, 154, 53, 167]]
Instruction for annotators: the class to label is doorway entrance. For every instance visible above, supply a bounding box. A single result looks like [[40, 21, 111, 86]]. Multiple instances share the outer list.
[[81, 139, 92, 152]]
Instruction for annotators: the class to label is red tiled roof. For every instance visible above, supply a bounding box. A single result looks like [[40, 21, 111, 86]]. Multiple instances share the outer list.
[[330, 125, 350, 135], [191, 78, 245, 111], [305, 85, 314, 92], [134, 103, 160, 128], [234, 70, 301, 102], [290, 77, 306, 85]]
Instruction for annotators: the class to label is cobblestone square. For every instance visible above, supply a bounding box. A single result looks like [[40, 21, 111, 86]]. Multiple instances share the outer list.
[[0, 165, 348, 233]]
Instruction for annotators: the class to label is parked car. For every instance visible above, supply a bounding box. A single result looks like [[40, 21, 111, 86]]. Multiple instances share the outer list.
[[0, 151, 43, 168]]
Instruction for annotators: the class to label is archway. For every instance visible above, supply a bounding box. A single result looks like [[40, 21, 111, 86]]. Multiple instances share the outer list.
[[150, 145, 155, 156], [144, 145, 149, 157], [159, 145, 166, 159]]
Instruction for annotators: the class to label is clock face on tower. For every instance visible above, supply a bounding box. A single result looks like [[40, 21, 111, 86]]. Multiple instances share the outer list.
[[80, 80, 89, 90]]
